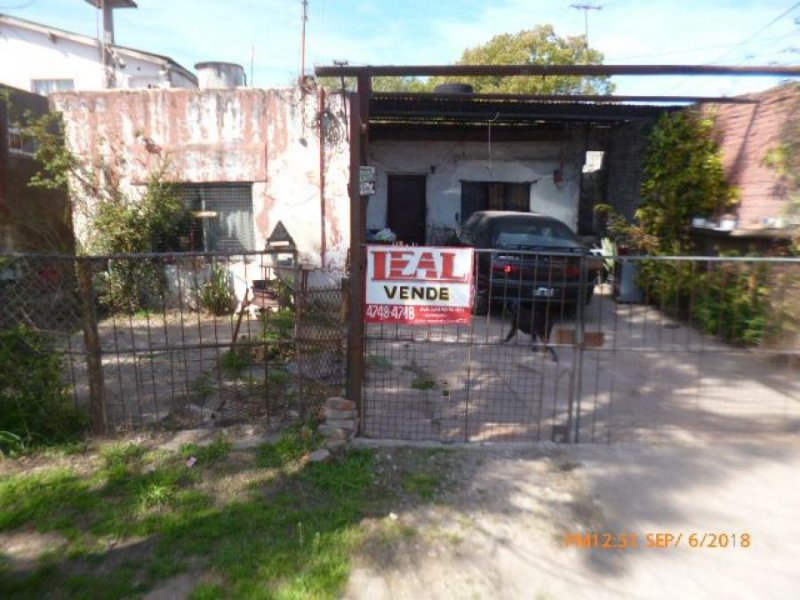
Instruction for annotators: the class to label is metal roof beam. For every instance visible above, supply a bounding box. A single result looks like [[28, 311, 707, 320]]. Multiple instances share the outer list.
[[315, 64, 800, 78], [371, 92, 759, 104]]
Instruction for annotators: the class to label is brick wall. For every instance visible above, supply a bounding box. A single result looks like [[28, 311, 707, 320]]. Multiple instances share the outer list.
[[705, 84, 799, 230]]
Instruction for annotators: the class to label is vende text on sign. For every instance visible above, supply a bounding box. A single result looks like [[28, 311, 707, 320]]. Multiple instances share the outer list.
[[365, 245, 474, 325]]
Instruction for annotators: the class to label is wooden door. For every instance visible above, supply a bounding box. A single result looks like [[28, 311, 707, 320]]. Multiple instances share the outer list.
[[387, 175, 426, 245]]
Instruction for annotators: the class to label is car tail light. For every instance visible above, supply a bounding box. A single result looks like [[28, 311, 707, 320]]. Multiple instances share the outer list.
[[493, 263, 519, 275], [565, 263, 581, 278]]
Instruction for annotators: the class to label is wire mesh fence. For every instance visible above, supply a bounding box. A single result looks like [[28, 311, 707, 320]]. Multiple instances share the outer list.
[[0, 251, 346, 434], [360, 251, 800, 444]]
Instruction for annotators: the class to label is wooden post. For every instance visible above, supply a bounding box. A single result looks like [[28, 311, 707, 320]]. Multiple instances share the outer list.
[[76, 258, 107, 435]]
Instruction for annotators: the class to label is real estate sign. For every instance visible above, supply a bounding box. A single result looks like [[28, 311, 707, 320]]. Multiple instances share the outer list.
[[365, 246, 474, 325]]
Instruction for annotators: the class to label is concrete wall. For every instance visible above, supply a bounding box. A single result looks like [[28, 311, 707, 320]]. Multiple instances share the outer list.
[[51, 87, 351, 266], [0, 18, 195, 93], [367, 138, 585, 242]]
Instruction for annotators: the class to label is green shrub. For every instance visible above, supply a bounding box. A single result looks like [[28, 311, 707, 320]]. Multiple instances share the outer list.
[[0, 326, 86, 445], [692, 262, 770, 346], [199, 263, 234, 316]]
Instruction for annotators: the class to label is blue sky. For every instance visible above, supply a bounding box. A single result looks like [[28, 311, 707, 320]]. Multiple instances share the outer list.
[[4, 0, 799, 95]]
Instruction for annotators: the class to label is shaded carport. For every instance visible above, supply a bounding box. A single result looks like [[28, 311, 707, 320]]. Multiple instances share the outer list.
[[313, 63, 800, 442]]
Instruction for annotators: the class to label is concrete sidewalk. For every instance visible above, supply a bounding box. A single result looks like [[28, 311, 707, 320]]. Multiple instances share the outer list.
[[347, 441, 800, 599]]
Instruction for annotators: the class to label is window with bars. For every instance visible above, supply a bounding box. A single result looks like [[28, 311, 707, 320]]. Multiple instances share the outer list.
[[175, 184, 255, 253], [460, 181, 531, 223]]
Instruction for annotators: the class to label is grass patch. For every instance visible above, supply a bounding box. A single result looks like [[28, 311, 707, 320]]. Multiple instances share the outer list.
[[403, 472, 440, 501], [180, 436, 232, 464], [0, 437, 376, 599], [255, 426, 319, 469], [410, 378, 437, 391]]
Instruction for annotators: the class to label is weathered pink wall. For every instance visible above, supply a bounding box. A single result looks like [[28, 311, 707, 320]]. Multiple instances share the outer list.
[[52, 87, 352, 265]]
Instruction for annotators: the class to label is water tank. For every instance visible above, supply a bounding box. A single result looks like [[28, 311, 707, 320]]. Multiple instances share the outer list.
[[434, 83, 474, 95], [194, 62, 246, 88]]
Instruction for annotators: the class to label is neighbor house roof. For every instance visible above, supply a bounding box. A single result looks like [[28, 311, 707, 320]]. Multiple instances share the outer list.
[[0, 13, 197, 86]]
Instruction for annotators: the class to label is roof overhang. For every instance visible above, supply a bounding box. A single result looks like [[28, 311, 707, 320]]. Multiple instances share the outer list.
[[316, 63, 796, 138]]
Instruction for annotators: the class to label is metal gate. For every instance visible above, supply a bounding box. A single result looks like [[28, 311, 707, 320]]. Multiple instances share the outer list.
[[360, 253, 800, 443]]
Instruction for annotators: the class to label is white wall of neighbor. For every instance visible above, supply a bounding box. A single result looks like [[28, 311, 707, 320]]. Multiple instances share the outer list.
[[367, 140, 585, 243], [0, 18, 195, 92]]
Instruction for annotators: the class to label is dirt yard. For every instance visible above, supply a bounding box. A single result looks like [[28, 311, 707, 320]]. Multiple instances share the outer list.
[[362, 285, 800, 444], [347, 440, 800, 600]]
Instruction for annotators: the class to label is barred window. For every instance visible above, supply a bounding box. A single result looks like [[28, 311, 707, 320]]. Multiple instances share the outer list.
[[173, 183, 255, 253]]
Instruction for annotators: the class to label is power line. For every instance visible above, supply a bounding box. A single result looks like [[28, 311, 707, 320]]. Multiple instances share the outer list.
[[665, 1, 800, 95], [606, 33, 795, 61], [709, 0, 800, 64]]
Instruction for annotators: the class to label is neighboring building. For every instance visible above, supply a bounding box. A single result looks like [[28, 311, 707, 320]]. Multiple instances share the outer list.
[[50, 85, 351, 266], [0, 6, 197, 95], [0, 84, 73, 251], [693, 84, 799, 253]]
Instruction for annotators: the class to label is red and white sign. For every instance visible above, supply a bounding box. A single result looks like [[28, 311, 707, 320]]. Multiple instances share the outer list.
[[365, 245, 474, 325]]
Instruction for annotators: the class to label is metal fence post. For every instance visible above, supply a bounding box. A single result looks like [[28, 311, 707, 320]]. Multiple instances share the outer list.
[[569, 254, 588, 443], [76, 258, 107, 435], [345, 94, 366, 432]]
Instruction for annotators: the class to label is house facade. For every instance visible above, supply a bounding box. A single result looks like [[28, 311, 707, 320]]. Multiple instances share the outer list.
[[51, 85, 351, 266], [0, 13, 196, 95], [361, 91, 667, 245]]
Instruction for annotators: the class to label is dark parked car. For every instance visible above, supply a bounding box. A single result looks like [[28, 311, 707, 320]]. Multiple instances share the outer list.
[[457, 211, 598, 315]]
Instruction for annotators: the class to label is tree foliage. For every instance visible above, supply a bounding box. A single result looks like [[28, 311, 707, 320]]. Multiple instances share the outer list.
[[763, 83, 800, 252], [319, 25, 613, 95], [639, 110, 737, 254], [429, 25, 614, 95]]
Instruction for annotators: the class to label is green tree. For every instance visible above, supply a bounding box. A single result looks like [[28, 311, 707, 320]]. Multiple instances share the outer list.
[[763, 83, 800, 252], [639, 110, 736, 254], [428, 25, 614, 95]]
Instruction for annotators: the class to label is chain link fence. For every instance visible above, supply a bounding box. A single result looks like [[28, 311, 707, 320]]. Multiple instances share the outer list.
[[0, 251, 346, 434]]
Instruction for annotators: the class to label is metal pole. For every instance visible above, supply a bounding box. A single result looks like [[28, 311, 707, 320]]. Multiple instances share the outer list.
[[76, 258, 107, 434], [345, 93, 366, 427]]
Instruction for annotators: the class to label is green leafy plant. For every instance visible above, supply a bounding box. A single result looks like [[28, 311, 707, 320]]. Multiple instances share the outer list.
[[220, 347, 249, 378], [0, 431, 25, 457], [24, 112, 190, 312], [199, 262, 235, 316], [691, 261, 771, 346], [0, 325, 87, 446]]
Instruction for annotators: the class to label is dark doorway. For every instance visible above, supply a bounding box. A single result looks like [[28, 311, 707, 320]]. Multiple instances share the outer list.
[[387, 174, 426, 245]]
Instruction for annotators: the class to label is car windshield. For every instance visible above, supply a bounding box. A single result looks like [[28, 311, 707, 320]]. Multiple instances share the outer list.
[[492, 221, 579, 249]]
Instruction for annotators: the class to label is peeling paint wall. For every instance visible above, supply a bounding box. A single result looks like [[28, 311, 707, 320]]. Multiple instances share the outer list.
[[367, 137, 586, 241], [51, 87, 352, 266]]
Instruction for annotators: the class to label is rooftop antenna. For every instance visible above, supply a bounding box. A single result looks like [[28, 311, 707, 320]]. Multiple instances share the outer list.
[[570, 3, 602, 58], [300, 0, 309, 82]]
